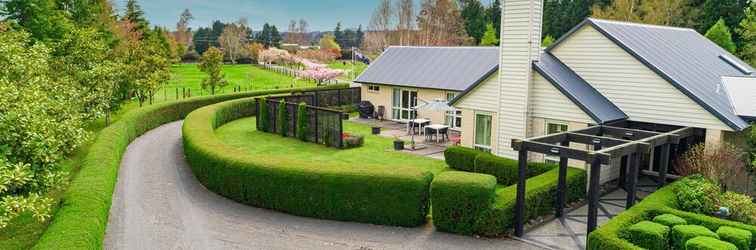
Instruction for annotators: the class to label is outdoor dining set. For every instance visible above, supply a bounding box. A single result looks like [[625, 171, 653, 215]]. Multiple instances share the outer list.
[[406, 118, 450, 143]]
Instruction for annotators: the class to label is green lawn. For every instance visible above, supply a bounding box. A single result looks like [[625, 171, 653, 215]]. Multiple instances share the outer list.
[[328, 60, 368, 80], [215, 117, 448, 175]]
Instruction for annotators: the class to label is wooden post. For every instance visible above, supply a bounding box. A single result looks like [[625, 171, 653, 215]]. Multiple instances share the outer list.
[[587, 156, 602, 235], [619, 155, 628, 190], [658, 144, 671, 188], [337, 89, 342, 106], [514, 149, 529, 237], [626, 152, 640, 209], [556, 141, 569, 218]]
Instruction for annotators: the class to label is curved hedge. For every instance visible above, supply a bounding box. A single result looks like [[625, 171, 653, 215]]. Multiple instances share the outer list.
[[181, 97, 434, 227], [31, 85, 347, 250]]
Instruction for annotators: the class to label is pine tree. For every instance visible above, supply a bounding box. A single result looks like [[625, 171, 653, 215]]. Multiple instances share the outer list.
[[486, 0, 501, 39], [334, 22, 344, 48], [124, 0, 148, 32], [461, 0, 487, 44], [480, 23, 499, 46], [705, 18, 738, 54], [738, 2, 756, 66]]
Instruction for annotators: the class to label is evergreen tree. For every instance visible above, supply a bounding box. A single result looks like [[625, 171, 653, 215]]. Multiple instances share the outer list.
[[461, 0, 487, 44], [0, 0, 74, 41], [124, 0, 148, 32], [486, 0, 501, 39], [270, 25, 282, 48], [356, 25, 365, 48], [699, 0, 749, 35], [705, 18, 738, 54], [193, 27, 212, 55], [738, 2, 756, 66], [480, 23, 499, 46], [542, 35, 556, 47], [334, 22, 344, 48]]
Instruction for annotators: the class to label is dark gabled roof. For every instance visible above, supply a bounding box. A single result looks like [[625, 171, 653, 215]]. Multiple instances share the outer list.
[[548, 18, 753, 130], [534, 52, 628, 124], [354, 46, 499, 91]]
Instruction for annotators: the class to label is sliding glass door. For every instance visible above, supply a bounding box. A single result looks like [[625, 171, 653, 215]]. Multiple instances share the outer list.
[[392, 88, 417, 121]]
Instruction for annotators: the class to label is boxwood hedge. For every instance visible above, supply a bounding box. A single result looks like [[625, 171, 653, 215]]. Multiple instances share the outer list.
[[31, 85, 347, 250], [444, 146, 558, 185], [182, 96, 434, 227]]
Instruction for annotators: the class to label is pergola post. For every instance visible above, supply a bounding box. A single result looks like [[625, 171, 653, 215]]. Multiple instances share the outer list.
[[626, 152, 640, 209], [658, 144, 671, 188], [514, 149, 529, 237], [587, 155, 602, 234], [618, 155, 627, 190], [556, 140, 569, 217]]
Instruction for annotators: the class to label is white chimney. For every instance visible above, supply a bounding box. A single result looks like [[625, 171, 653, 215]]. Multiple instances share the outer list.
[[496, 0, 544, 158]]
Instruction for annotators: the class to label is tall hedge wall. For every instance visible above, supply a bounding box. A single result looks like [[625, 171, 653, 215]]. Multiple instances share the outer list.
[[31, 85, 348, 250], [181, 97, 434, 227]]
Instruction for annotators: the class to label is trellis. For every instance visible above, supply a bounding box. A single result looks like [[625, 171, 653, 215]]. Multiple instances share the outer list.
[[510, 124, 700, 237], [269, 87, 361, 108], [256, 99, 344, 148]]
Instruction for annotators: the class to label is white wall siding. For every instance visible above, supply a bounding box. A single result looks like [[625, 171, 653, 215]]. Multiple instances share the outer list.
[[530, 73, 595, 124], [455, 73, 500, 112], [496, 0, 544, 159], [551, 25, 732, 131]]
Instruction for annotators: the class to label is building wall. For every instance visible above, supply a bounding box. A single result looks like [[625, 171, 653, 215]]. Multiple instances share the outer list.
[[360, 84, 454, 125], [529, 73, 595, 124], [550, 25, 732, 131], [460, 108, 498, 153], [454, 73, 500, 112]]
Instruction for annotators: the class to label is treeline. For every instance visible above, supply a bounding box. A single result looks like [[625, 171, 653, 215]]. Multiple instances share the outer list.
[[0, 0, 174, 228]]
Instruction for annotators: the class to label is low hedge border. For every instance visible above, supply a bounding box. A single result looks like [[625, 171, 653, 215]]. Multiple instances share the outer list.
[[445, 146, 557, 185], [31, 85, 348, 250], [182, 96, 434, 227], [431, 166, 586, 236], [587, 177, 756, 250]]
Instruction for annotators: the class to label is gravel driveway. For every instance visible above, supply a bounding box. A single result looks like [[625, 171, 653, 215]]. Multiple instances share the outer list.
[[103, 121, 546, 250]]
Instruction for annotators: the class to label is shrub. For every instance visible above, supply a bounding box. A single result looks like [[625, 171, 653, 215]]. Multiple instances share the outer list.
[[717, 226, 752, 250], [182, 95, 434, 228], [277, 101, 288, 137], [625, 221, 670, 250], [685, 236, 738, 250], [718, 192, 756, 225], [444, 146, 482, 172], [474, 153, 556, 186], [653, 214, 687, 227], [675, 175, 720, 214], [676, 143, 748, 188], [431, 171, 497, 235], [296, 103, 307, 141], [258, 97, 269, 132], [342, 133, 364, 149], [672, 225, 719, 250]]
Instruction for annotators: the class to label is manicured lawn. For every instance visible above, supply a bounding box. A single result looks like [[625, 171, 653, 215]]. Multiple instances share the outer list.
[[328, 60, 368, 80], [215, 117, 448, 175]]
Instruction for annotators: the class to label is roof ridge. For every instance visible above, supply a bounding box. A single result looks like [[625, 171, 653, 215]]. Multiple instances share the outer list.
[[588, 18, 696, 32]]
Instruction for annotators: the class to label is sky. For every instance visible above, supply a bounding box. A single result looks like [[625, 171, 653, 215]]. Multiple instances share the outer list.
[[114, 0, 494, 32]]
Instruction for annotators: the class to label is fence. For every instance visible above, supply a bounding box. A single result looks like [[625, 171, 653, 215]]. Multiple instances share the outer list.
[[270, 87, 361, 108], [256, 99, 344, 148], [258, 63, 342, 85]]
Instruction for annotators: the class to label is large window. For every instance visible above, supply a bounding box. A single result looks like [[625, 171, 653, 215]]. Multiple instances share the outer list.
[[392, 88, 417, 121], [445, 92, 462, 128], [545, 121, 569, 164], [474, 113, 493, 152]]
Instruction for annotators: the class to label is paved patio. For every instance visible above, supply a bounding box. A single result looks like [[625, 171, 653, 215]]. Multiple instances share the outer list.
[[520, 176, 660, 250], [350, 118, 458, 160]]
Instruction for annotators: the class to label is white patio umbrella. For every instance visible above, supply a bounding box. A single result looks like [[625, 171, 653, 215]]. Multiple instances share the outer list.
[[409, 98, 457, 147]]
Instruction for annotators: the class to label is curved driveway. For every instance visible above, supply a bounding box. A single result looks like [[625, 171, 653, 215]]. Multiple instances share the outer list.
[[104, 121, 545, 250]]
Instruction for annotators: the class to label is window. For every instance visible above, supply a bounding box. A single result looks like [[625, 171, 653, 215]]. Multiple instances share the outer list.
[[474, 113, 493, 152], [445, 92, 463, 128], [368, 85, 380, 93], [545, 121, 569, 164]]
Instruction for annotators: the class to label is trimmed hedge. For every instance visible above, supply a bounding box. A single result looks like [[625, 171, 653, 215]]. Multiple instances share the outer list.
[[444, 146, 481, 172], [31, 85, 348, 250], [672, 225, 719, 250], [625, 221, 670, 250], [444, 146, 557, 185], [182, 96, 434, 227], [653, 214, 687, 227], [717, 226, 752, 250], [587, 176, 756, 250], [686, 236, 738, 250], [431, 166, 586, 236]]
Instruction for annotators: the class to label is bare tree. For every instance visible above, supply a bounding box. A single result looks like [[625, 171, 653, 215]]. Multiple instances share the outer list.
[[218, 19, 250, 64], [417, 0, 468, 46], [298, 19, 309, 45], [175, 9, 194, 46], [368, 0, 394, 50], [396, 0, 415, 46]]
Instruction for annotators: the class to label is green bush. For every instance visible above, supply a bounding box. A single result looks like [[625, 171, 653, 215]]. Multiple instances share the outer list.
[[625, 221, 670, 250], [719, 192, 756, 225], [717, 226, 752, 250], [296, 103, 307, 141], [277, 100, 288, 137], [258, 97, 269, 132], [675, 175, 720, 214], [182, 96, 434, 227], [444, 146, 483, 172], [686, 236, 738, 250], [654, 214, 687, 227], [672, 225, 719, 250], [30, 85, 348, 250], [431, 171, 497, 235], [473, 153, 556, 186]]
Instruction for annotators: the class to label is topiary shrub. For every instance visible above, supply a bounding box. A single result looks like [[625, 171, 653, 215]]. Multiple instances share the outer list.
[[672, 224, 719, 250], [444, 146, 483, 172], [653, 214, 687, 227], [675, 175, 720, 214], [473, 153, 556, 186], [625, 221, 670, 250], [277, 100, 288, 137], [258, 97, 269, 132], [717, 226, 752, 250], [296, 102, 307, 141], [686, 236, 738, 250], [431, 171, 497, 235]]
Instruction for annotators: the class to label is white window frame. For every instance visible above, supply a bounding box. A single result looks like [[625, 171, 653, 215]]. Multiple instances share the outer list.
[[367, 85, 381, 93], [544, 120, 569, 164], [445, 92, 462, 129], [392, 88, 418, 121], [474, 111, 493, 152]]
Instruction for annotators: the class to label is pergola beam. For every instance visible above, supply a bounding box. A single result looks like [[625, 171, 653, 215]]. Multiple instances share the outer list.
[[513, 140, 610, 163]]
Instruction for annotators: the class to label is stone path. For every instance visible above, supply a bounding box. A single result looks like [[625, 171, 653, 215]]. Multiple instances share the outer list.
[[103, 121, 545, 250]]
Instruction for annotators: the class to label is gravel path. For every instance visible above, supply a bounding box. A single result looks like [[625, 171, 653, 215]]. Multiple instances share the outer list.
[[103, 121, 546, 250]]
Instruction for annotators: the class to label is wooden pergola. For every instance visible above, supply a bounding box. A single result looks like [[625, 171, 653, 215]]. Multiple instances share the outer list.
[[510, 124, 698, 237]]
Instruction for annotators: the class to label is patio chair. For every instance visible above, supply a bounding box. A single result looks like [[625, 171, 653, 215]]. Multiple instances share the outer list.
[[439, 128, 450, 142]]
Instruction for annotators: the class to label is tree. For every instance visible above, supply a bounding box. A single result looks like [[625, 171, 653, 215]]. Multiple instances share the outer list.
[[319, 34, 341, 52], [0, 0, 74, 41], [277, 100, 288, 137], [198, 47, 228, 95], [256, 23, 282, 48], [639, 0, 691, 26], [480, 23, 499, 46], [699, 0, 749, 37], [368, 0, 393, 50], [461, 0, 487, 44], [175, 9, 194, 48], [706, 18, 738, 54], [417, 0, 469, 46], [542, 35, 556, 48], [248, 42, 264, 64], [334, 22, 344, 46], [258, 97, 269, 131], [124, 0, 148, 33], [296, 103, 308, 141], [218, 19, 250, 64], [592, 0, 641, 22], [486, 0, 502, 39], [738, 2, 756, 66], [396, 0, 415, 46]]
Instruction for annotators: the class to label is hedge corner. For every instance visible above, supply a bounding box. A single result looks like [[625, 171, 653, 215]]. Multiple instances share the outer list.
[[444, 146, 483, 172], [685, 236, 738, 250], [672, 225, 719, 250], [717, 226, 752, 250], [653, 214, 687, 227], [430, 171, 496, 235], [625, 221, 670, 250]]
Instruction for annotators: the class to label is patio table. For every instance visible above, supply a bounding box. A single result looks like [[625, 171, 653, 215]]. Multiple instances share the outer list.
[[407, 119, 430, 135], [425, 124, 449, 143]]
